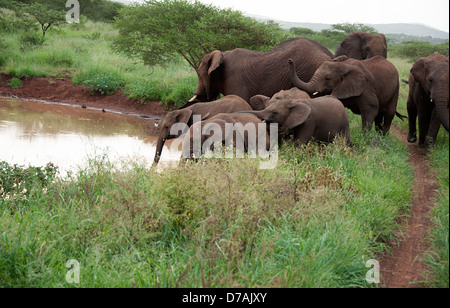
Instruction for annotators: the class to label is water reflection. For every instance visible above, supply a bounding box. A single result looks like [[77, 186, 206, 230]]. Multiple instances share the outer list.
[[0, 97, 181, 174]]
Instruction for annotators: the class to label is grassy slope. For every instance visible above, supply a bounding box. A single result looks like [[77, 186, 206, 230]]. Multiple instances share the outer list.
[[0, 22, 448, 288]]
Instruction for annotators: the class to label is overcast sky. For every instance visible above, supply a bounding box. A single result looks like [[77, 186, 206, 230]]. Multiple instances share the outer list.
[[115, 0, 449, 33]]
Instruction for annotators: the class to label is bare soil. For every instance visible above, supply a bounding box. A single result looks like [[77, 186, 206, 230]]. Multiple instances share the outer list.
[[0, 74, 440, 288], [0, 74, 170, 117], [379, 126, 438, 288]]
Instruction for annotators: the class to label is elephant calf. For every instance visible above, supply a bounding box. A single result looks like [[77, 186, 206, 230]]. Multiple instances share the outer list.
[[153, 95, 252, 164], [241, 96, 352, 147], [249, 87, 310, 110], [180, 113, 271, 160]]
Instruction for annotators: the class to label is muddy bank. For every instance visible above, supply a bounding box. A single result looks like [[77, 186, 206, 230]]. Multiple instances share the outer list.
[[0, 73, 171, 122]]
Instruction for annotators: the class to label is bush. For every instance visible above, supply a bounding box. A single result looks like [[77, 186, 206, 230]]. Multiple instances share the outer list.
[[390, 41, 449, 62], [19, 32, 45, 51], [0, 161, 58, 200], [74, 71, 125, 95], [8, 77, 23, 88]]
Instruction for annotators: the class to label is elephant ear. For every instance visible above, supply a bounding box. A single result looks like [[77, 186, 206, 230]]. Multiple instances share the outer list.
[[335, 32, 363, 59], [411, 58, 428, 90], [205, 50, 224, 99], [249, 95, 270, 110], [332, 64, 367, 100], [175, 109, 193, 124], [284, 101, 312, 129]]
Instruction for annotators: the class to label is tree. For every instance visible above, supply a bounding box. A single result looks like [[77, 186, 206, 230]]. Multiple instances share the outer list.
[[112, 0, 289, 70], [20, 2, 65, 37], [331, 23, 377, 35]]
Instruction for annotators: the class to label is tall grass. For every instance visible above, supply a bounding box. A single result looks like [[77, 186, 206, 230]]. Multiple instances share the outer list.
[[0, 110, 414, 287]]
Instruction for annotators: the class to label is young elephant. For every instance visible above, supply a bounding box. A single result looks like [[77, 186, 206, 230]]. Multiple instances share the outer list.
[[154, 95, 251, 164], [249, 87, 310, 110], [181, 113, 271, 160], [289, 56, 403, 135], [241, 96, 352, 147]]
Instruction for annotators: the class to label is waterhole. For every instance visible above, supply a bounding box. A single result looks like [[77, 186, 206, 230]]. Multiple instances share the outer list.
[[0, 97, 181, 175]]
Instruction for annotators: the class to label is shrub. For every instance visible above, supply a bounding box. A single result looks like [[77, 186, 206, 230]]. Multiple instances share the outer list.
[[19, 32, 45, 51], [75, 72, 125, 95], [8, 77, 23, 88], [390, 41, 449, 62]]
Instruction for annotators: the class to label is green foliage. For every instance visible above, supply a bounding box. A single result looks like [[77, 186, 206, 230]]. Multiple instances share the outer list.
[[75, 71, 125, 95], [19, 31, 45, 50], [390, 41, 449, 62], [289, 27, 315, 36], [8, 77, 23, 88], [331, 23, 378, 34], [112, 0, 289, 70], [0, 161, 58, 201], [18, 2, 66, 37]]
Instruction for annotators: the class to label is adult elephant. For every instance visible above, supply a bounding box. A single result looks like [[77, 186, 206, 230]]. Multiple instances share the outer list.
[[189, 37, 333, 103], [334, 31, 387, 60], [153, 95, 252, 164], [239, 96, 352, 147], [407, 52, 449, 147], [289, 56, 403, 134]]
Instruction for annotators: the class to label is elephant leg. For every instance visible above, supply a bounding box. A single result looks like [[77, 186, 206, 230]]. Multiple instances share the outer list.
[[359, 96, 378, 133], [293, 120, 315, 147], [374, 114, 384, 133], [407, 95, 418, 143], [417, 99, 432, 146], [425, 108, 441, 147]]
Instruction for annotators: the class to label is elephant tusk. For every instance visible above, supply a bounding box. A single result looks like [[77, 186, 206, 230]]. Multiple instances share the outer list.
[[188, 95, 198, 102], [313, 92, 319, 96], [430, 98, 434, 103]]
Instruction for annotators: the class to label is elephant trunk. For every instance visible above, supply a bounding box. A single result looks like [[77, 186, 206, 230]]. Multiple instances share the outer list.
[[434, 98, 449, 131], [153, 136, 166, 164], [288, 59, 315, 94]]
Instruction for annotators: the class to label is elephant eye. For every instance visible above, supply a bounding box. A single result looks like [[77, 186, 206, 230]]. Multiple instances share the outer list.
[[325, 76, 331, 81], [428, 77, 433, 83]]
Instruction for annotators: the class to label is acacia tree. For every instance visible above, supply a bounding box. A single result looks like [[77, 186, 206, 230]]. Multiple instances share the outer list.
[[112, 0, 288, 71], [20, 2, 66, 37]]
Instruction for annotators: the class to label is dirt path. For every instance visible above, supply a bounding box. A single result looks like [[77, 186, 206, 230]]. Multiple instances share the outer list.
[[379, 126, 438, 288]]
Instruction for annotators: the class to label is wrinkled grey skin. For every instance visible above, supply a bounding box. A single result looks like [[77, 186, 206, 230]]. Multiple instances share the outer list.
[[191, 37, 333, 103], [407, 52, 449, 147], [334, 31, 388, 60], [153, 95, 251, 164], [181, 113, 269, 160], [289, 56, 400, 134], [249, 87, 310, 110], [240, 96, 352, 147]]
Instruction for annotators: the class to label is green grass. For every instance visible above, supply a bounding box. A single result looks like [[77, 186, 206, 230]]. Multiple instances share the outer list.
[[0, 18, 448, 288], [0, 21, 197, 107], [390, 56, 449, 288], [0, 111, 415, 287]]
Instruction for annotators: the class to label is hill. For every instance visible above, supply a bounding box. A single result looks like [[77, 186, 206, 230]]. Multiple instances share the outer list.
[[248, 14, 449, 44]]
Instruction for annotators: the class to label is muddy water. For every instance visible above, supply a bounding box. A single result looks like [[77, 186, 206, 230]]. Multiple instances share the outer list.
[[0, 97, 181, 175]]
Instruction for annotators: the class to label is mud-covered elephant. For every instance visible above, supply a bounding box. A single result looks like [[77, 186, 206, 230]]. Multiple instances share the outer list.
[[189, 37, 333, 103], [407, 52, 449, 147], [289, 56, 403, 134], [249, 87, 310, 110], [180, 113, 271, 160], [153, 95, 252, 164], [334, 31, 387, 60], [240, 96, 352, 147]]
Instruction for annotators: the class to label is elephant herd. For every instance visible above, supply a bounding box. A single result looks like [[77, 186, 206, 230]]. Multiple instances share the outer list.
[[153, 32, 449, 164]]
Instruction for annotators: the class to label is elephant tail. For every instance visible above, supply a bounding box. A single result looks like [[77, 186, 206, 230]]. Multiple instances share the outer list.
[[401, 79, 409, 85], [396, 112, 407, 121]]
